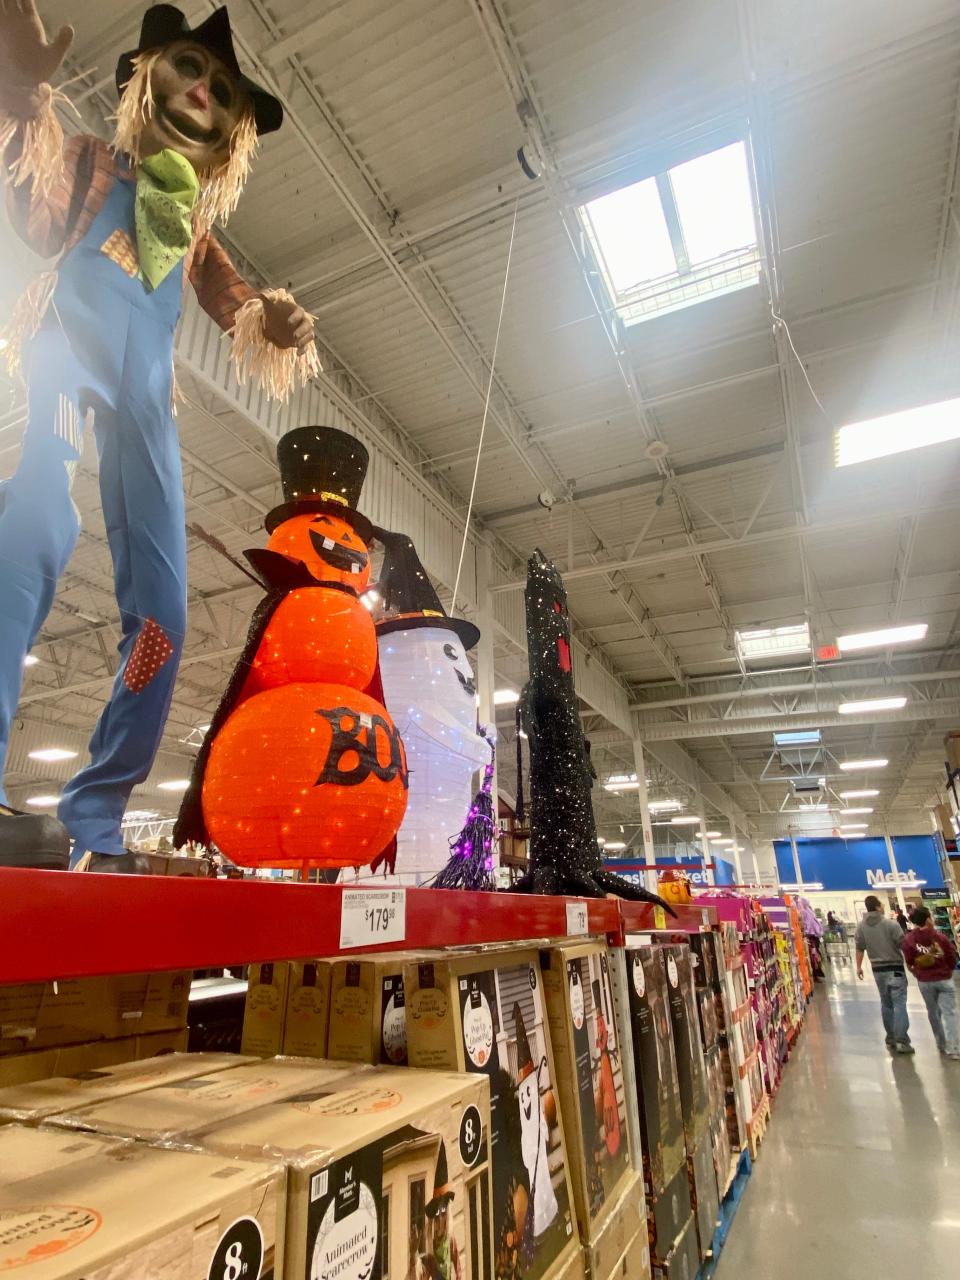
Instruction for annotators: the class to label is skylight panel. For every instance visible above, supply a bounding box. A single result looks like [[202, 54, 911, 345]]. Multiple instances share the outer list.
[[735, 622, 810, 663], [585, 178, 676, 292], [669, 143, 757, 265]]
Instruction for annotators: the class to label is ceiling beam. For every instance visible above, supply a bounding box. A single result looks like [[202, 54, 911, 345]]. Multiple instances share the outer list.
[[636, 697, 960, 741]]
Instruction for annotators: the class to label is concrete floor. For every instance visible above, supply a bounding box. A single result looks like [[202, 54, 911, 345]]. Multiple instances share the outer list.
[[716, 961, 960, 1276]]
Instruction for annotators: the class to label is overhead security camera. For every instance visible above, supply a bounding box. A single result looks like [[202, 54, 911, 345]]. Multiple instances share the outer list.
[[537, 489, 556, 510]]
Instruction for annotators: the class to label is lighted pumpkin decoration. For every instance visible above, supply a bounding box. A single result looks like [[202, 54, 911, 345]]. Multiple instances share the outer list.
[[658, 867, 693, 906], [174, 426, 408, 869]]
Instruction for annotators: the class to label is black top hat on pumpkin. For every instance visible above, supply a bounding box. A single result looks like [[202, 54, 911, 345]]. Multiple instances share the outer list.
[[425, 1141, 455, 1216], [375, 531, 480, 650], [264, 426, 373, 542], [514, 1002, 535, 1083], [116, 5, 284, 136]]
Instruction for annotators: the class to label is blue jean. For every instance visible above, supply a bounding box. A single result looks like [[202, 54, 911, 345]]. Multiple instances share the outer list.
[[918, 979, 960, 1054], [874, 969, 910, 1045]]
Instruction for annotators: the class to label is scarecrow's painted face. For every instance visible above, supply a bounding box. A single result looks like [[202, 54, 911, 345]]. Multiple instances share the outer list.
[[140, 40, 249, 169], [267, 512, 371, 590]]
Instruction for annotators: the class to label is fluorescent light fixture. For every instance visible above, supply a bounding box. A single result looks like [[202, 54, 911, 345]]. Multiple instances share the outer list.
[[835, 397, 960, 467], [603, 841, 626, 851], [713, 838, 736, 846], [604, 780, 640, 792], [158, 779, 190, 792], [493, 688, 520, 706], [839, 789, 879, 799], [122, 809, 159, 823], [647, 799, 683, 811], [22, 654, 39, 667], [840, 807, 873, 815], [837, 623, 927, 652], [773, 729, 821, 747], [837, 697, 906, 715], [736, 622, 810, 664], [696, 831, 722, 839], [779, 881, 825, 892], [670, 815, 702, 825], [839, 758, 888, 771], [580, 141, 760, 325], [28, 748, 78, 763], [26, 794, 59, 807], [842, 833, 866, 839]]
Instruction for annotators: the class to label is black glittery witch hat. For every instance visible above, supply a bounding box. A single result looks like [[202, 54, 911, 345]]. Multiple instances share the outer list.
[[374, 530, 480, 650], [264, 426, 373, 541], [514, 1002, 535, 1082]]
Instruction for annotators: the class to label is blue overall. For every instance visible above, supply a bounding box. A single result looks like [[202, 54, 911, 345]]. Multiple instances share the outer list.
[[0, 172, 187, 857]]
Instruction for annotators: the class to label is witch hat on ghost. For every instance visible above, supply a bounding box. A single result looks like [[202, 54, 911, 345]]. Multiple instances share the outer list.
[[375, 531, 480, 650], [514, 1002, 535, 1083], [425, 1141, 455, 1216], [264, 426, 373, 542], [116, 5, 283, 135]]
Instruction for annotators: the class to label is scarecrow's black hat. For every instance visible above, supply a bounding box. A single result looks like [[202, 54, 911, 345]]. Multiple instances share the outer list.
[[425, 1141, 455, 1216], [375, 532, 480, 650], [116, 5, 284, 135], [265, 427, 373, 542]]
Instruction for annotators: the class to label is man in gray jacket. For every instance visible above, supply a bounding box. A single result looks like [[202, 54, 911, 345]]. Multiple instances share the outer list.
[[855, 895, 913, 1054]]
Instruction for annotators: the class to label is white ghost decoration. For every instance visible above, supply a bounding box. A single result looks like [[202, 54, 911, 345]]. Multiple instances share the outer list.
[[377, 625, 491, 878], [518, 1070, 559, 1236]]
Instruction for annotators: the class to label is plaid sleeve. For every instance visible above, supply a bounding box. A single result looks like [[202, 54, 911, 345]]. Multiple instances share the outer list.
[[188, 230, 258, 332], [4, 131, 107, 260]]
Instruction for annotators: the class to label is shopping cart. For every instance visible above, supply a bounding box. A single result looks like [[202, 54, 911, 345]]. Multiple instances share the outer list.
[[824, 929, 851, 966]]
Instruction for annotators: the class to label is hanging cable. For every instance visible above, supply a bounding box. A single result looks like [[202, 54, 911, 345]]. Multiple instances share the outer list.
[[771, 305, 833, 422], [450, 196, 520, 617]]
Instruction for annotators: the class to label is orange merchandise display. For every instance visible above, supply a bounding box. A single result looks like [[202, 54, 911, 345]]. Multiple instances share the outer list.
[[251, 585, 377, 689], [265, 512, 372, 591]]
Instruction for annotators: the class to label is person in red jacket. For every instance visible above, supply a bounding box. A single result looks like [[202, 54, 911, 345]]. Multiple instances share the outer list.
[[902, 907, 960, 1059]]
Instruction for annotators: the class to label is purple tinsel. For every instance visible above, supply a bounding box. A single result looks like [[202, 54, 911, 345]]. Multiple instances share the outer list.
[[433, 739, 498, 891]]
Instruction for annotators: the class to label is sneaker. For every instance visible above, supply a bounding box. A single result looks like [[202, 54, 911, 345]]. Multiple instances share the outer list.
[[893, 1042, 915, 1055], [946, 1052, 960, 1061], [885, 1037, 896, 1048]]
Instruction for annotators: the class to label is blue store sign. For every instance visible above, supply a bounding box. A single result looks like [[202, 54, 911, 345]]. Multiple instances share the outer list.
[[603, 855, 736, 887], [773, 835, 943, 891]]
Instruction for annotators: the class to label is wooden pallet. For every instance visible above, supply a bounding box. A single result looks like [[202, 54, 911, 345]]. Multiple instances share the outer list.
[[747, 1096, 771, 1159]]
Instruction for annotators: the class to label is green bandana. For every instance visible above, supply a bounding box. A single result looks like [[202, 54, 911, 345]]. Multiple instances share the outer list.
[[135, 149, 200, 290]]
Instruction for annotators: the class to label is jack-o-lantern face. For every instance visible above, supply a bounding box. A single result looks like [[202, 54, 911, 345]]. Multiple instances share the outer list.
[[267, 512, 371, 590]]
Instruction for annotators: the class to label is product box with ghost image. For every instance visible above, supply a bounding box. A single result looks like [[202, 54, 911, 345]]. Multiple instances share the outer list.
[[645, 1159, 692, 1264], [660, 947, 710, 1153], [539, 942, 639, 1280], [405, 948, 579, 1280], [623, 948, 685, 1198], [0, 1124, 284, 1278], [282, 960, 334, 1058], [650, 1214, 699, 1280], [175, 1065, 493, 1280], [242, 961, 291, 1056], [685, 1134, 719, 1261], [326, 953, 413, 1065]]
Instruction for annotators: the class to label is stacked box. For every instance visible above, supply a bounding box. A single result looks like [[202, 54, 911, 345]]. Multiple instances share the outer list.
[[539, 943, 646, 1280], [405, 948, 580, 1280], [622, 948, 692, 1267], [52, 1056, 363, 1143], [181, 1067, 495, 1280], [0, 1051, 249, 1124], [241, 962, 291, 1056], [686, 1133, 719, 1262], [695, 989, 718, 1052], [0, 1027, 187, 1089], [660, 947, 709, 1154], [650, 1215, 699, 1280], [0, 972, 191, 1057], [0, 1125, 284, 1277], [327, 953, 412, 1064], [282, 959, 334, 1058]]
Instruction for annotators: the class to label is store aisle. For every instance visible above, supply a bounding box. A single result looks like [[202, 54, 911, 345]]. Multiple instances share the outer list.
[[716, 965, 960, 1276]]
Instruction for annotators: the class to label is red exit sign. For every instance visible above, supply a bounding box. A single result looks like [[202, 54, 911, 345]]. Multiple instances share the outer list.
[[816, 644, 841, 662]]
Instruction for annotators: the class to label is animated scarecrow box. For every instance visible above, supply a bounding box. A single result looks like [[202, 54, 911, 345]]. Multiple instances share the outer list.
[[326, 953, 414, 1065], [282, 960, 335, 1059], [0, 1125, 284, 1278], [242, 961, 292, 1056], [659, 947, 710, 1154], [538, 942, 644, 1280], [404, 948, 580, 1280], [161, 1065, 494, 1280]]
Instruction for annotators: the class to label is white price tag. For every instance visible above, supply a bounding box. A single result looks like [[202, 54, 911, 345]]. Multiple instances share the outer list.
[[339, 888, 407, 950], [566, 901, 588, 936]]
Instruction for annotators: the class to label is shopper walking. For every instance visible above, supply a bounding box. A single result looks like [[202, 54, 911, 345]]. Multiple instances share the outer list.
[[855, 896, 913, 1054], [894, 907, 909, 933], [902, 907, 960, 1060]]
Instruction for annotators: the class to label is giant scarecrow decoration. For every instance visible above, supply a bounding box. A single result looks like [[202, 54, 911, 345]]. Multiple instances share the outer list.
[[513, 550, 674, 911], [174, 426, 409, 871], [0, 4, 319, 873]]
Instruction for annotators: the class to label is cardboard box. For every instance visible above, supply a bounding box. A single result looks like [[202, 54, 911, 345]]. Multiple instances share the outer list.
[[687, 933, 721, 993], [661, 947, 710, 1153], [0, 972, 190, 1056], [539, 943, 634, 1254], [282, 959, 334, 1058], [327, 953, 411, 1064], [650, 1215, 698, 1280], [405, 948, 580, 1280], [0, 1027, 187, 1089], [695, 988, 719, 1052], [188, 1066, 493, 1280], [241, 962, 291, 1056], [686, 1134, 719, 1261], [709, 1115, 733, 1200], [580, 1174, 646, 1280], [0, 1125, 284, 1278], [646, 1160, 692, 1263], [610, 1228, 652, 1280], [0, 1050, 249, 1124], [623, 948, 685, 1196], [54, 1056, 362, 1143]]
